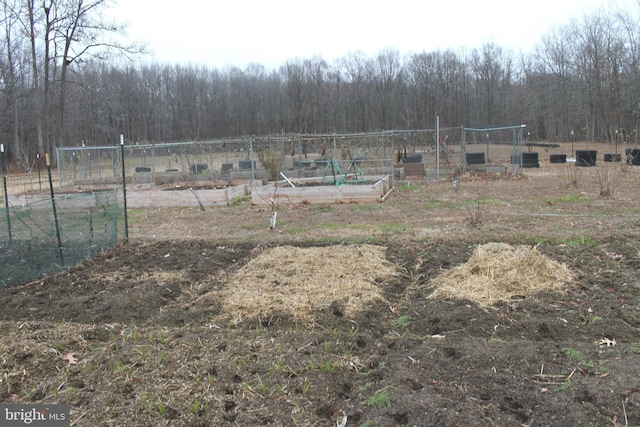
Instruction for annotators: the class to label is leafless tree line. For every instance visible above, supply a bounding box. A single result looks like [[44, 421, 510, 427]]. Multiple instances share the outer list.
[[1, 0, 640, 167]]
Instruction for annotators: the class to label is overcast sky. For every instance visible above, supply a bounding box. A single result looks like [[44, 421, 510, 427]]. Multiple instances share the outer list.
[[111, 0, 618, 70]]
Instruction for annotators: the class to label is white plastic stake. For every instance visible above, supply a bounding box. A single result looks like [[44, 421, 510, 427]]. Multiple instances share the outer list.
[[279, 172, 295, 187], [269, 212, 277, 230]]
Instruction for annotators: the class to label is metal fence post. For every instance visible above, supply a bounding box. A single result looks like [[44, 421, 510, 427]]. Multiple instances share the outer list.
[[1, 144, 12, 244], [120, 135, 129, 241], [436, 115, 440, 180], [46, 153, 64, 267], [55, 147, 62, 188]]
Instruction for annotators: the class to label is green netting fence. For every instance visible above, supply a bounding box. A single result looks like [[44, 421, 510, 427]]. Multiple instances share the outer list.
[[0, 191, 120, 288]]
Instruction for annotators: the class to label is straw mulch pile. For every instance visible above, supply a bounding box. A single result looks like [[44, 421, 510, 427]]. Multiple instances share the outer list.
[[429, 242, 575, 306], [220, 245, 397, 324]]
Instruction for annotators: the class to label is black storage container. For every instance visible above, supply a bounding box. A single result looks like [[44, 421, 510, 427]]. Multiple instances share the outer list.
[[549, 154, 567, 163], [403, 154, 423, 164], [604, 153, 621, 162], [238, 160, 256, 170], [512, 153, 540, 168], [466, 152, 485, 165], [575, 150, 597, 167], [626, 148, 640, 165], [190, 163, 208, 174], [521, 152, 539, 168]]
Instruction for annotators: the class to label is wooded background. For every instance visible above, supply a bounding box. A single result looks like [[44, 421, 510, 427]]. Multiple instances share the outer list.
[[1, 0, 640, 170]]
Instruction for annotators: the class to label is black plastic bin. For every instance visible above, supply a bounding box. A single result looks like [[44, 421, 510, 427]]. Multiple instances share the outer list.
[[238, 160, 256, 170], [575, 150, 597, 167], [466, 152, 485, 165], [549, 154, 567, 163], [190, 163, 208, 174], [522, 152, 539, 168], [626, 148, 640, 165], [604, 153, 621, 162], [511, 153, 539, 168], [403, 154, 423, 164]]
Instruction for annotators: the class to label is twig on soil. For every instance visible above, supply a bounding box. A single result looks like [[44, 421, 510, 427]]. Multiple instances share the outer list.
[[533, 370, 576, 385], [297, 342, 313, 353], [619, 319, 640, 331], [312, 323, 329, 333], [70, 411, 87, 426], [336, 409, 348, 427], [242, 382, 264, 399], [533, 377, 566, 385], [435, 328, 464, 336]]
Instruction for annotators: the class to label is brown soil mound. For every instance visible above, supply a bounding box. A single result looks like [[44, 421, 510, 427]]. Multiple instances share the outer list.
[[429, 242, 576, 306]]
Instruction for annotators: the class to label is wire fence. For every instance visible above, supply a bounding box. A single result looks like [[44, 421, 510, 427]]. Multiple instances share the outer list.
[[460, 125, 526, 174], [53, 129, 477, 188], [1, 127, 529, 288], [0, 191, 120, 288], [4, 129, 447, 289]]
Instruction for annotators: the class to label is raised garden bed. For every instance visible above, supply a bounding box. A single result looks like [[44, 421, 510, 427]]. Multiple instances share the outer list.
[[251, 175, 392, 205]]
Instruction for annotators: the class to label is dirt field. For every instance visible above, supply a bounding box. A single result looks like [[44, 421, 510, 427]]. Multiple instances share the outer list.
[[1, 154, 640, 426]]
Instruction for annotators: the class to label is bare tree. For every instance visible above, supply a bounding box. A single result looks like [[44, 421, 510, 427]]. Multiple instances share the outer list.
[[569, 11, 623, 142], [611, 3, 640, 143], [531, 25, 576, 141], [406, 50, 467, 127], [3, 0, 640, 161], [280, 59, 307, 132], [373, 48, 403, 130], [52, 0, 142, 150], [0, 0, 20, 162], [339, 51, 373, 131], [470, 43, 513, 125]]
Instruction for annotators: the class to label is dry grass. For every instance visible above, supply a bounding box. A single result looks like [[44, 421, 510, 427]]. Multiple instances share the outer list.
[[218, 245, 396, 324], [429, 242, 575, 306], [594, 163, 620, 199]]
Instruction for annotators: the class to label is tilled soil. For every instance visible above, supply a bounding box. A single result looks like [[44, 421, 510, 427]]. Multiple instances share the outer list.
[[1, 162, 640, 426]]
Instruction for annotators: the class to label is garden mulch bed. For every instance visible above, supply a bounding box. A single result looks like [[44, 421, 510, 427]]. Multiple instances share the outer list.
[[1, 160, 640, 426]]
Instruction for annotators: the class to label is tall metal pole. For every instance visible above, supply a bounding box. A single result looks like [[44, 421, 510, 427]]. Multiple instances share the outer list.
[[436, 115, 440, 180], [1, 144, 12, 244], [46, 153, 64, 266], [249, 137, 255, 181], [391, 138, 395, 187], [297, 134, 302, 178], [571, 131, 574, 159], [37, 153, 42, 190], [120, 135, 129, 241], [56, 147, 62, 189], [461, 126, 467, 172]]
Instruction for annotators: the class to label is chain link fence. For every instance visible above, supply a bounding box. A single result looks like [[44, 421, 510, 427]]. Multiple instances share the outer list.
[[53, 129, 477, 188], [461, 126, 527, 175]]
